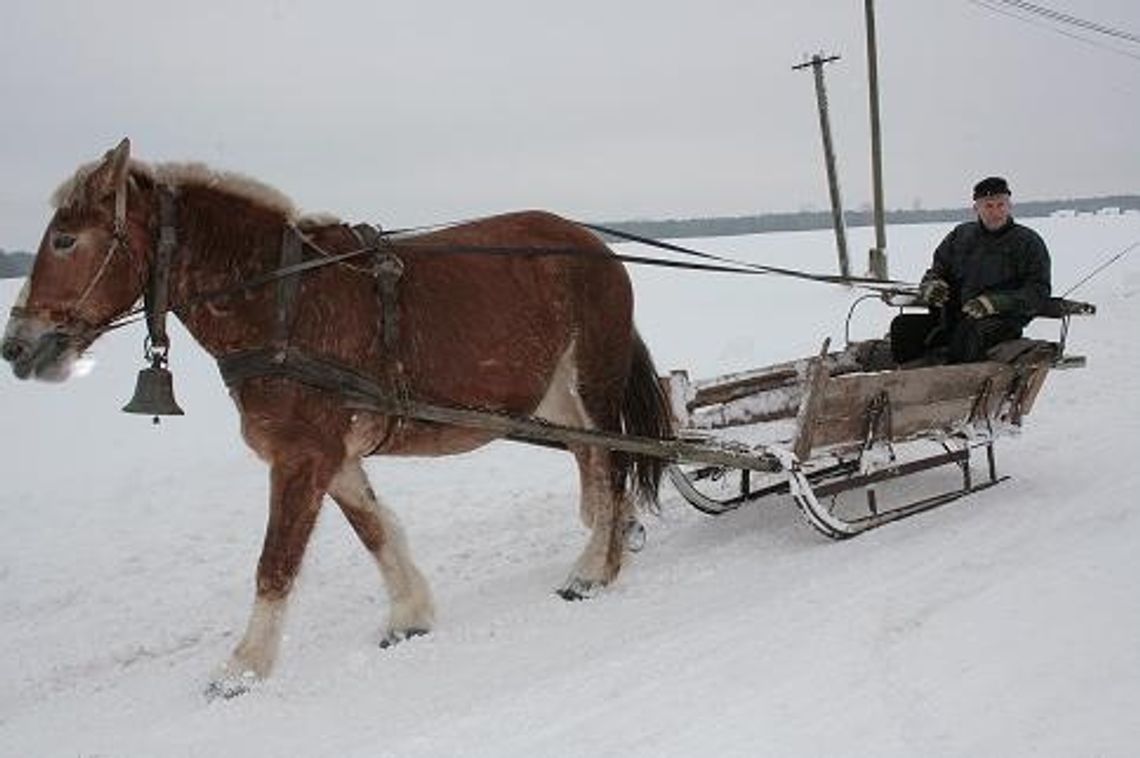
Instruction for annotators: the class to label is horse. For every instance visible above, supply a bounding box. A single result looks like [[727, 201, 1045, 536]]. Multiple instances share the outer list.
[[1, 139, 673, 697]]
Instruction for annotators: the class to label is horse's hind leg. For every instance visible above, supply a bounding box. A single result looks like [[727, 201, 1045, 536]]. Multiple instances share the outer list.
[[558, 444, 631, 600], [327, 459, 434, 647], [209, 453, 336, 699], [535, 343, 632, 600]]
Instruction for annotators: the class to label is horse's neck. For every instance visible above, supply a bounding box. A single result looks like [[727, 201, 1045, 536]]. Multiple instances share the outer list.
[[169, 190, 288, 357]]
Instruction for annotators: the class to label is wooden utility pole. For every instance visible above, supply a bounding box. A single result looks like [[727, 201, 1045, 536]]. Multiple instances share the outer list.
[[865, 0, 889, 279], [793, 53, 851, 281]]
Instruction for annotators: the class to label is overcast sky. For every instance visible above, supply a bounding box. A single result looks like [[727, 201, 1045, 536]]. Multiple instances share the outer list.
[[2, 0, 1138, 250]]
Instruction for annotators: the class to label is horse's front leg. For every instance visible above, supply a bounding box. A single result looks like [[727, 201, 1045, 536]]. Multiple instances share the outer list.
[[328, 459, 434, 647], [207, 453, 337, 699]]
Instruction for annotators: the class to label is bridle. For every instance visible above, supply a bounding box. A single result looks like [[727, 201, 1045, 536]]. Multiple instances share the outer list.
[[73, 177, 133, 321], [8, 173, 143, 346]]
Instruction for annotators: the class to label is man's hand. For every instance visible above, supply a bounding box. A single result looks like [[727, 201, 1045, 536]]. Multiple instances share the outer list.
[[919, 277, 950, 306], [962, 295, 998, 319]]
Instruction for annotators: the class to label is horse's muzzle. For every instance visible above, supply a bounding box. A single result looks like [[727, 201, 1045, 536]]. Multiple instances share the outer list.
[[2, 331, 76, 381], [1, 335, 25, 364], [2, 335, 36, 378], [1, 335, 32, 378]]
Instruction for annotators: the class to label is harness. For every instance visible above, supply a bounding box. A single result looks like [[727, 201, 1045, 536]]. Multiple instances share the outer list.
[[213, 222, 411, 427], [137, 210, 405, 414]]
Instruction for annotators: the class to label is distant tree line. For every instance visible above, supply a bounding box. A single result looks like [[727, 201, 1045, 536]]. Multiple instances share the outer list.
[[0, 249, 33, 278], [597, 194, 1140, 242], [2, 194, 1137, 278]]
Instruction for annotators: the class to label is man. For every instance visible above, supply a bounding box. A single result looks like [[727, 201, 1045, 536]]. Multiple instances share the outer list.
[[892, 176, 1051, 364]]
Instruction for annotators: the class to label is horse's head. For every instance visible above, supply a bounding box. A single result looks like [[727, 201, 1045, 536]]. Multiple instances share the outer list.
[[3, 139, 151, 381]]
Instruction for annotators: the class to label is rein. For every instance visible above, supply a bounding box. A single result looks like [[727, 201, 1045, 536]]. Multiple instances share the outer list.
[[173, 220, 915, 311], [93, 210, 920, 349], [579, 222, 913, 292]]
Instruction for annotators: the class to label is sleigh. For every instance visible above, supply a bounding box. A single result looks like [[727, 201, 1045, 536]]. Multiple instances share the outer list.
[[660, 296, 1095, 538]]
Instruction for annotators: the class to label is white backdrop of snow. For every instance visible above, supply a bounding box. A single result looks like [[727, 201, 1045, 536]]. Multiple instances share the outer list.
[[1, 214, 1138, 757]]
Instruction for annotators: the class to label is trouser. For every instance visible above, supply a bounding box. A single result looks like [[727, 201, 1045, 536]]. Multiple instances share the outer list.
[[890, 312, 1023, 364]]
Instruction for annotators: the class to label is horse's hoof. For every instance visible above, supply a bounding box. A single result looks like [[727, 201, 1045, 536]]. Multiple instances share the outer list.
[[204, 670, 258, 701], [379, 627, 429, 650], [624, 519, 647, 553], [556, 579, 599, 601]]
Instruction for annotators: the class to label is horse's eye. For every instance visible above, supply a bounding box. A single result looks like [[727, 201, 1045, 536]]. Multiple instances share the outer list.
[[51, 233, 78, 253]]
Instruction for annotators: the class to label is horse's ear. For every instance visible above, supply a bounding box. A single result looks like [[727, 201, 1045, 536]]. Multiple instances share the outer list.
[[93, 138, 132, 198]]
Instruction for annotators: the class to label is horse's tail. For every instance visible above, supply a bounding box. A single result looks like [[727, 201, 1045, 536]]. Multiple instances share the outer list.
[[617, 329, 674, 510]]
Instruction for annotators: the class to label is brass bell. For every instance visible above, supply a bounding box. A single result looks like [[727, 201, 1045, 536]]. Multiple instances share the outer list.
[[123, 361, 185, 421]]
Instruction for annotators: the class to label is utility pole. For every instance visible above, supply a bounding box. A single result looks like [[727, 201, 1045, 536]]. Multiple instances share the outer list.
[[865, 0, 889, 279], [793, 53, 851, 281]]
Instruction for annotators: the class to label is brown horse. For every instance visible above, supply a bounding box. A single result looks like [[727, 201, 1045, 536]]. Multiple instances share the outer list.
[[2, 139, 672, 697]]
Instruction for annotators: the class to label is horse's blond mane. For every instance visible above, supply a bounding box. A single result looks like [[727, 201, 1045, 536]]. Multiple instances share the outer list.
[[51, 158, 311, 222]]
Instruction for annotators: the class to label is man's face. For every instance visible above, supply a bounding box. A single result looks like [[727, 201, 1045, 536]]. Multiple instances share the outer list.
[[975, 194, 1012, 231]]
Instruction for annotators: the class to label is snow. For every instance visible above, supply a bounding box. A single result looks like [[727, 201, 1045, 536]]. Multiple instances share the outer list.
[[2, 213, 1139, 757]]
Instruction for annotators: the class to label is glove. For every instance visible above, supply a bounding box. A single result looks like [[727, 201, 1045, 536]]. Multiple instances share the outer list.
[[919, 277, 950, 306], [962, 294, 998, 319]]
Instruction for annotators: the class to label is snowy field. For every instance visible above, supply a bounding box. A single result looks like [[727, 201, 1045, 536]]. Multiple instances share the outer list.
[[2, 212, 1139, 757]]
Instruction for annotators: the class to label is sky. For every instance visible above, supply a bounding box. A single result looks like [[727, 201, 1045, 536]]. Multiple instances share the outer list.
[[2, 0, 1139, 251]]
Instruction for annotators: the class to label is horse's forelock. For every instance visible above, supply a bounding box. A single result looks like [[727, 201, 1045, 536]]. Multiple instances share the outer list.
[[50, 158, 153, 213], [50, 160, 103, 212]]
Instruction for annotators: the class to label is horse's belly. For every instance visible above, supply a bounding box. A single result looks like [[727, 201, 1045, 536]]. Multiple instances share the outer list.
[[373, 419, 499, 457]]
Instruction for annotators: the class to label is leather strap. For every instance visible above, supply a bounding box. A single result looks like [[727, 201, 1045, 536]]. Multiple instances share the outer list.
[[145, 185, 178, 359], [273, 226, 304, 358], [217, 346, 393, 410], [352, 223, 404, 351]]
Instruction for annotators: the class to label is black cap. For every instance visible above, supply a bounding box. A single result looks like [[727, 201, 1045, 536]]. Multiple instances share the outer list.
[[973, 176, 1011, 199]]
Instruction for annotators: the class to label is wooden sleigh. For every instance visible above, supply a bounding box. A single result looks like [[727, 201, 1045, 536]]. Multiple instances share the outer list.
[[662, 296, 1096, 538]]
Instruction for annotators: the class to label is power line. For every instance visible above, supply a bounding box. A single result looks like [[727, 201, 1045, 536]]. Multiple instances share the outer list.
[[990, 0, 1140, 45], [967, 0, 1140, 62], [1062, 238, 1140, 297]]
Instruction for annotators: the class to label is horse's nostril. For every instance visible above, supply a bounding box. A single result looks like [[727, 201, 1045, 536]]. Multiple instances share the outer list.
[[1, 339, 25, 363]]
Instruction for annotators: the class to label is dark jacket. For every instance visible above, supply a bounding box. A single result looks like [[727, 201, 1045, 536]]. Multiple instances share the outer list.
[[923, 218, 1051, 325]]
